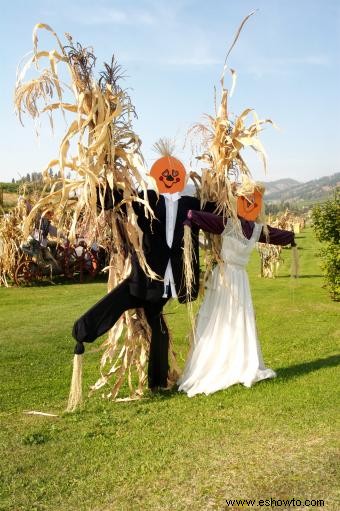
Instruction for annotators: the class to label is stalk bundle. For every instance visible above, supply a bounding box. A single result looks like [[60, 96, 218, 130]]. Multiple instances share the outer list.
[[272, 210, 306, 233], [194, 13, 273, 216], [257, 243, 282, 278], [15, 24, 156, 401], [0, 195, 29, 286], [186, 12, 274, 294]]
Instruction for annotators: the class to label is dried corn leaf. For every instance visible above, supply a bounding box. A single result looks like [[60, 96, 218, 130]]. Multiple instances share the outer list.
[[14, 24, 163, 404]]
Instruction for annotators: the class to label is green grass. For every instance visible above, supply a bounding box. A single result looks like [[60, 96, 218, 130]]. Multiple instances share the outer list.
[[0, 182, 19, 193], [0, 228, 339, 511]]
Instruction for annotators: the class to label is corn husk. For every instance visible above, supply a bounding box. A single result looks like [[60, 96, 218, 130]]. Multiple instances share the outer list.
[[0, 192, 33, 286], [185, 13, 274, 300], [14, 25, 163, 405], [257, 242, 283, 278]]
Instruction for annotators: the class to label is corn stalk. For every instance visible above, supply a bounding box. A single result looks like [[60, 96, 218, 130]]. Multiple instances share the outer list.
[[188, 12, 274, 282], [257, 242, 282, 278], [0, 195, 29, 286], [14, 24, 156, 400]]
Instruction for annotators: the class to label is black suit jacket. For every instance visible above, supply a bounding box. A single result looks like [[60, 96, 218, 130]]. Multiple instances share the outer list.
[[102, 188, 214, 303]]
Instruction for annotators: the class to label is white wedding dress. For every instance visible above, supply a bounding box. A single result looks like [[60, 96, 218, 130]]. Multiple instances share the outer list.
[[178, 219, 276, 397]]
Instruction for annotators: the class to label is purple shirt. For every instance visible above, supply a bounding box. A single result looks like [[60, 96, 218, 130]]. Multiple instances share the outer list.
[[184, 210, 295, 246]]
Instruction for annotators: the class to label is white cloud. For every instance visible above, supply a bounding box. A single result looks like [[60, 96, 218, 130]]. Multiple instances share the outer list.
[[280, 55, 331, 66], [73, 7, 156, 26], [118, 50, 221, 67], [246, 54, 332, 77], [165, 56, 220, 67]]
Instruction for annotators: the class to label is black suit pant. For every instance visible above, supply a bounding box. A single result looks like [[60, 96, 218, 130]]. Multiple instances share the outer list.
[[72, 278, 169, 388]]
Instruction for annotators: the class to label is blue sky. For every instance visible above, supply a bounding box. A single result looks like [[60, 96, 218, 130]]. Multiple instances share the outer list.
[[1, 0, 339, 183]]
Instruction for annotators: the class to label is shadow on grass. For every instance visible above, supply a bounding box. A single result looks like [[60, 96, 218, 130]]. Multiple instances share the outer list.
[[296, 274, 324, 278], [144, 387, 180, 402], [277, 354, 340, 380], [276, 274, 323, 279], [128, 355, 340, 403], [151, 355, 340, 398], [52, 273, 108, 286], [13, 273, 108, 288]]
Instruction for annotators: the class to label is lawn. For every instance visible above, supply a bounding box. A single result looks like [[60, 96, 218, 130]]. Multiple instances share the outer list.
[[0, 227, 339, 511]]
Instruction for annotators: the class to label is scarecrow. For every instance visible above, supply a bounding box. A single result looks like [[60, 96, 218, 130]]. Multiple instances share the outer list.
[[14, 24, 159, 409], [73, 139, 217, 393]]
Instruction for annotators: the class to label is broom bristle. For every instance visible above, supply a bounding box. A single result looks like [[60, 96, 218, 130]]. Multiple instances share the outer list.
[[183, 225, 195, 302], [291, 245, 299, 278], [183, 224, 196, 331], [67, 354, 83, 412], [152, 137, 176, 157]]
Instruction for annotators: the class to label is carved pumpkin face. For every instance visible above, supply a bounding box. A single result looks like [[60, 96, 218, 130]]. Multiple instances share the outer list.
[[150, 156, 186, 194], [237, 189, 263, 221]]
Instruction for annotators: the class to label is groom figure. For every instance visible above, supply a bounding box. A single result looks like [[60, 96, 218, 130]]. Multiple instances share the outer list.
[[72, 151, 215, 389]]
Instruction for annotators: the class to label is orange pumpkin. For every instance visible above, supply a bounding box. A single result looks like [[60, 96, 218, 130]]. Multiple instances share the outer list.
[[150, 156, 186, 194], [237, 189, 263, 221]]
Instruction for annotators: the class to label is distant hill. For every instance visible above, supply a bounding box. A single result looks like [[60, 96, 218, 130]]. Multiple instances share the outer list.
[[263, 173, 340, 204], [2, 173, 338, 211], [263, 178, 301, 196]]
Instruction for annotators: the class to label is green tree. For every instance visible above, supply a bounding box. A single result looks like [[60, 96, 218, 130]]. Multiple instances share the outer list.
[[312, 189, 340, 300]]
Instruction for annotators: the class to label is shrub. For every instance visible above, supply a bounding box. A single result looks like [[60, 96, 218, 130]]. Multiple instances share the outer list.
[[312, 189, 340, 300], [0, 182, 19, 193]]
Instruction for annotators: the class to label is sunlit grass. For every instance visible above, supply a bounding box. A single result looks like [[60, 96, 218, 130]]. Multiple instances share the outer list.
[[0, 228, 339, 510]]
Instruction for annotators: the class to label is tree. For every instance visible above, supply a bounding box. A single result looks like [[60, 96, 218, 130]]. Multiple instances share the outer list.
[[312, 189, 340, 301]]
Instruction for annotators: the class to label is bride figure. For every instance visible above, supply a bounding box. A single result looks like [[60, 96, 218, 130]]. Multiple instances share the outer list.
[[178, 210, 296, 397]]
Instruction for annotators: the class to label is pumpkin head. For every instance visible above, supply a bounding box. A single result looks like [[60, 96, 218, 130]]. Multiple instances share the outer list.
[[237, 188, 263, 221], [150, 156, 186, 194]]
